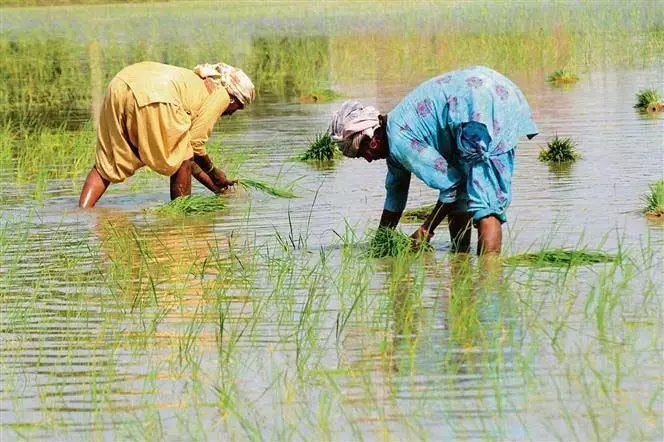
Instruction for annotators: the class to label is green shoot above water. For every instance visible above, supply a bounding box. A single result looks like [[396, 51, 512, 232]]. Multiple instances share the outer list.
[[298, 132, 341, 162], [154, 194, 227, 215], [642, 179, 664, 217], [539, 135, 581, 163]]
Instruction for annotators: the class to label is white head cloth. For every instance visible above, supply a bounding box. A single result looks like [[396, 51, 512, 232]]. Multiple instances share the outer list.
[[193, 62, 256, 105], [328, 100, 380, 157]]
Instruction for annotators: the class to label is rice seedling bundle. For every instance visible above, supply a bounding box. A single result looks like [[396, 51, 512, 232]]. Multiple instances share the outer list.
[[634, 88, 662, 112], [538, 135, 581, 163], [298, 132, 340, 162], [547, 69, 579, 85], [401, 204, 436, 222], [155, 194, 227, 215], [642, 179, 664, 218], [505, 249, 615, 266], [238, 178, 297, 198], [368, 228, 431, 258]]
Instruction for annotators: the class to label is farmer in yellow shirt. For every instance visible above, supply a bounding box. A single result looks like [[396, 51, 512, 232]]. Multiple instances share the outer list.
[[79, 61, 256, 208]]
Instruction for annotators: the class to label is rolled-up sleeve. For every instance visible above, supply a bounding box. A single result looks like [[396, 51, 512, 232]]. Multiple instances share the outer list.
[[189, 88, 230, 156], [384, 156, 411, 212]]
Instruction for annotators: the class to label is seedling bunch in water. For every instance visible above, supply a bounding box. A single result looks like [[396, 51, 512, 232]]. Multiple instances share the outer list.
[[505, 249, 615, 266], [155, 194, 227, 215], [539, 135, 581, 163], [401, 204, 436, 222], [298, 132, 340, 162], [634, 88, 663, 112], [298, 88, 343, 104], [368, 227, 432, 258], [642, 179, 664, 218], [547, 69, 579, 85], [238, 178, 297, 198]]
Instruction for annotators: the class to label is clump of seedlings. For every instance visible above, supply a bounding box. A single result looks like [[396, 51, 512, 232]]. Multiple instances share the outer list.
[[155, 194, 227, 215], [538, 135, 581, 163], [505, 249, 615, 267], [368, 227, 431, 258], [401, 204, 436, 223], [642, 179, 664, 218], [547, 69, 579, 85], [298, 132, 341, 162], [238, 178, 298, 198], [634, 88, 663, 113]]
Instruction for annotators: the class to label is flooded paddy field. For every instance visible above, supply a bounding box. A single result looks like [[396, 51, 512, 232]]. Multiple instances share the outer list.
[[1, 1, 663, 440]]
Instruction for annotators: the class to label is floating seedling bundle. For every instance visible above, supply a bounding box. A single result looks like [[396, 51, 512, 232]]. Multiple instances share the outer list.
[[547, 69, 579, 85], [298, 132, 341, 162], [401, 204, 436, 222], [642, 180, 664, 218], [155, 194, 227, 215], [634, 88, 663, 113], [538, 135, 581, 163], [238, 178, 298, 198], [505, 249, 615, 266]]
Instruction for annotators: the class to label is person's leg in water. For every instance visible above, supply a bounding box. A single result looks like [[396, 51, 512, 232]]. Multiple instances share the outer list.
[[448, 211, 472, 253], [79, 166, 110, 208], [170, 158, 193, 200], [477, 215, 502, 255]]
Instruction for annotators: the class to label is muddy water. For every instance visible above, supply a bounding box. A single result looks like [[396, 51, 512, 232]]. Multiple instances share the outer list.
[[1, 61, 663, 441]]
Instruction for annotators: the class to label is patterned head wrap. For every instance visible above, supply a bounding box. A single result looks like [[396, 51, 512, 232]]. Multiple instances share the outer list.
[[328, 100, 381, 157], [193, 63, 256, 105]]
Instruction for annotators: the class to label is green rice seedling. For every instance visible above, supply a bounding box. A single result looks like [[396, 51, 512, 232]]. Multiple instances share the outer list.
[[642, 179, 664, 218], [154, 194, 227, 215], [298, 132, 340, 162], [547, 69, 579, 85], [505, 249, 615, 267], [538, 135, 581, 163], [367, 227, 431, 258], [401, 204, 436, 223], [238, 178, 297, 198], [633, 88, 662, 112]]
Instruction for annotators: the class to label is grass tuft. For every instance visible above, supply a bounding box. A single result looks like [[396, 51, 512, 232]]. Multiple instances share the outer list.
[[401, 204, 436, 223], [642, 179, 664, 218], [538, 135, 581, 163], [238, 178, 298, 198], [505, 249, 615, 266], [634, 88, 662, 112], [154, 194, 227, 215], [547, 69, 579, 85], [298, 132, 340, 162]]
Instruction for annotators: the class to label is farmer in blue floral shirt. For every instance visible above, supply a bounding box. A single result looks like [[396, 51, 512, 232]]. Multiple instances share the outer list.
[[329, 66, 538, 255]]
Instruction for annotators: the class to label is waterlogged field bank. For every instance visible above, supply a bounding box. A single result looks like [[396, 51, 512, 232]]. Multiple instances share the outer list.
[[1, 1, 664, 440]]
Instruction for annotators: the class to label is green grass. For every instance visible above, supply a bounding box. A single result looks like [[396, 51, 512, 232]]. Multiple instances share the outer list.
[[633, 88, 662, 112], [505, 249, 616, 266], [538, 135, 581, 163], [401, 204, 436, 223], [642, 179, 664, 217], [238, 178, 298, 198], [154, 194, 227, 215], [547, 69, 579, 85], [298, 132, 340, 162]]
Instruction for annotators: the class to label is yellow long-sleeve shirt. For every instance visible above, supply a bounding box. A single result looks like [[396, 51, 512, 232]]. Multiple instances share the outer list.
[[95, 61, 230, 183]]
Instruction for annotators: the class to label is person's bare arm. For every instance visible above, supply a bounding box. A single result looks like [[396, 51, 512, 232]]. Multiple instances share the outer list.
[[411, 201, 454, 247], [379, 209, 402, 229], [193, 154, 236, 191]]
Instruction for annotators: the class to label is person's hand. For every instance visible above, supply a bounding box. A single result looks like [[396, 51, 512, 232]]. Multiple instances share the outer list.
[[410, 225, 433, 250], [209, 168, 237, 191]]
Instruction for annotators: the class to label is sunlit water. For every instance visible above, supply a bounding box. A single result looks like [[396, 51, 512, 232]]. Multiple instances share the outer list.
[[1, 33, 663, 442]]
